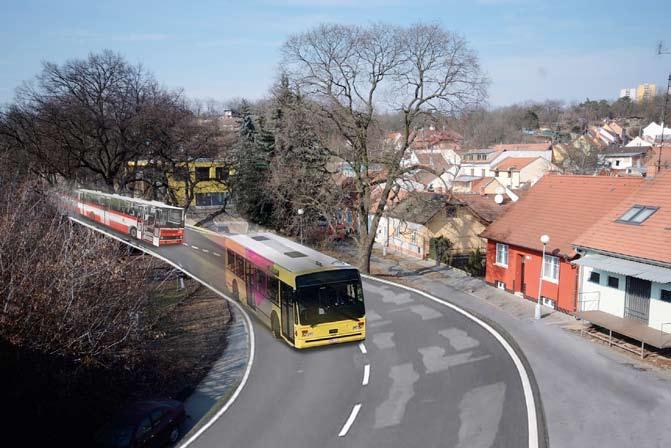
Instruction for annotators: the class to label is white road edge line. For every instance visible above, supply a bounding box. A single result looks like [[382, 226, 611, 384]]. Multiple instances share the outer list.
[[358, 342, 367, 354], [68, 218, 255, 448], [362, 274, 539, 448], [362, 364, 370, 386], [338, 404, 362, 437]]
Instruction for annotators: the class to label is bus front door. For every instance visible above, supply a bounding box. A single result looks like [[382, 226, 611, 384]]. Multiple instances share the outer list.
[[281, 293, 295, 343]]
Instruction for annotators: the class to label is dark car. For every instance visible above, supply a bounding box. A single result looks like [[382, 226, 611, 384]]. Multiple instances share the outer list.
[[95, 399, 186, 448]]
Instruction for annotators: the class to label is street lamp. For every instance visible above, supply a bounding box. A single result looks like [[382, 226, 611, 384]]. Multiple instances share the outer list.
[[297, 208, 305, 244], [535, 234, 550, 320]]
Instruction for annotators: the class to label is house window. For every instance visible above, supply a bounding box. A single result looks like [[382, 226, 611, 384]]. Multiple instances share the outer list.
[[345, 209, 352, 225], [661, 289, 671, 303], [215, 166, 229, 180], [541, 297, 556, 309], [195, 167, 211, 181], [588, 271, 600, 284], [542, 254, 560, 282], [411, 230, 417, 244], [617, 205, 658, 224], [607, 276, 619, 289], [195, 192, 227, 207], [395, 225, 401, 237], [615, 160, 620, 167], [495, 243, 508, 267]]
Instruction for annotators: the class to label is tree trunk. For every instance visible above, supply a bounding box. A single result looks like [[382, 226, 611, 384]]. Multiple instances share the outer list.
[[358, 232, 375, 274]]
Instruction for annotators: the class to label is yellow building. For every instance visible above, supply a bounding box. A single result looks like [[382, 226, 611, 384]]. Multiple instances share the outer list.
[[168, 159, 230, 208], [127, 159, 230, 208], [636, 83, 656, 103]]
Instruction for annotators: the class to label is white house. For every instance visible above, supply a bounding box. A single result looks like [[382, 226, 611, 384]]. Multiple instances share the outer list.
[[626, 136, 653, 148], [573, 172, 671, 351], [642, 122, 671, 143]]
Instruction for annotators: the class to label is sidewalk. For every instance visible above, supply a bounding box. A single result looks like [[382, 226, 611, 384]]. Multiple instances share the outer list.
[[364, 248, 671, 448]]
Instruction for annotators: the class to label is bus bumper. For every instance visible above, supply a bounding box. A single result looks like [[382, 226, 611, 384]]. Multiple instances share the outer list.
[[293, 331, 366, 349]]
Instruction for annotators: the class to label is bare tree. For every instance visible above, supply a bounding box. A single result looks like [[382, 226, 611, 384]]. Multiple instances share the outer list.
[[0, 178, 161, 364], [282, 23, 487, 272]]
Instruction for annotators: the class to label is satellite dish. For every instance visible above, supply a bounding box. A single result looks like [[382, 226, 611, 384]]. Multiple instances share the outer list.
[[495, 194, 504, 204], [495, 187, 505, 195]]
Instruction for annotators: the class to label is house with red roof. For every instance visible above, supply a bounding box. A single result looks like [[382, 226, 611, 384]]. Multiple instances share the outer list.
[[491, 156, 557, 189], [572, 171, 671, 349], [481, 175, 643, 312]]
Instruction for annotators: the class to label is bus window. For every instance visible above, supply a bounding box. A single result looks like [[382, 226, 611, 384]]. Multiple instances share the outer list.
[[226, 249, 236, 271], [267, 277, 279, 305], [235, 254, 245, 278]]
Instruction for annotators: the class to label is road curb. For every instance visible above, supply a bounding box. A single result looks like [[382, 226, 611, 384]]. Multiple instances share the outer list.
[[362, 274, 549, 448], [68, 217, 255, 448]]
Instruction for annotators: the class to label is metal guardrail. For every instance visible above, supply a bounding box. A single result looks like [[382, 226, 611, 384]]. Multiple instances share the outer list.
[[661, 323, 671, 346], [577, 291, 600, 311]]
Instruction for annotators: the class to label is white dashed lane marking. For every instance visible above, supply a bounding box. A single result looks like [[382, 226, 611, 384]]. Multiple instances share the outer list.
[[362, 364, 370, 386], [338, 404, 362, 437], [202, 249, 209, 253], [191, 245, 199, 250], [359, 342, 367, 354], [213, 252, 221, 257]]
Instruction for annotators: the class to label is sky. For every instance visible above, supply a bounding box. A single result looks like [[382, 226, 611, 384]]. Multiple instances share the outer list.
[[1, 0, 670, 107]]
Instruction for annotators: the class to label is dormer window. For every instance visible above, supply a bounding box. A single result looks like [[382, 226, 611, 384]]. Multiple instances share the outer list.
[[617, 205, 658, 225]]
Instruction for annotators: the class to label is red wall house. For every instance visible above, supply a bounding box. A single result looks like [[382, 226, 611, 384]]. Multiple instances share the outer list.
[[485, 240, 580, 313], [480, 175, 644, 315]]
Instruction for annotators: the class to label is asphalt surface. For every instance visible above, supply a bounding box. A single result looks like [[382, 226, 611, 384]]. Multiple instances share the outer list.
[[76, 220, 535, 448]]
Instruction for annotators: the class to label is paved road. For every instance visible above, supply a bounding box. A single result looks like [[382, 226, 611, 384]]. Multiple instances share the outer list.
[[75, 219, 539, 448]]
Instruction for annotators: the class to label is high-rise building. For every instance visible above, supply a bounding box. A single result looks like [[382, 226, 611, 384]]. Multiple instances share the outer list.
[[619, 88, 636, 99], [636, 83, 657, 102]]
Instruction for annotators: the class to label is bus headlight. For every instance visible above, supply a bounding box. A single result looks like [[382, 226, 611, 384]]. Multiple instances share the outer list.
[[353, 321, 364, 330], [301, 329, 312, 337]]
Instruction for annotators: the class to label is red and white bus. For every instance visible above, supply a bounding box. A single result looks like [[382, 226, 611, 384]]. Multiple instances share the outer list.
[[76, 189, 185, 246]]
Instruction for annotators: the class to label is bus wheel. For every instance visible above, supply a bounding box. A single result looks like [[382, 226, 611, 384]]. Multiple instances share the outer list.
[[271, 313, 281, 339], [129, 227, 137, 239]]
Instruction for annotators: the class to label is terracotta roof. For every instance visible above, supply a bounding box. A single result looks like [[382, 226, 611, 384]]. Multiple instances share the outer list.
[[452, 193, 509, 223], [481, 175, 644, 257], [470, 177, 496, 193], [493, 143, 551, 152], [415, 152, 451, 172], [411, 129, 463, 148], [493, 157, 540, 171], [574, 171, 671, 264]]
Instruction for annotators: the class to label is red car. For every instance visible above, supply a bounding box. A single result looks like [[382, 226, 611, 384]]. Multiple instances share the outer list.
[[95, 400, 186, 448]]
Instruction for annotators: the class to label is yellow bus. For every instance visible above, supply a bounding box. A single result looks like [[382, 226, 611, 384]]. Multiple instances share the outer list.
[[220, 232, 366, 348]]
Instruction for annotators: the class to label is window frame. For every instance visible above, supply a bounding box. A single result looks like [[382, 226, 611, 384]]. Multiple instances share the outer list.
[[616, 205, 658, 225], [542, 254, 560, 283], [195, 166, 211, 182], [588, 271, 601, 284], [607, 276, 620, 289], [660, 289, 671, 303], [495, 243, 509, 267]]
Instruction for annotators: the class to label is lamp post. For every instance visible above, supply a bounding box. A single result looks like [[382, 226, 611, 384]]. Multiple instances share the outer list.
[[535, 234, 550, 320], [297, 208, 305, 245]]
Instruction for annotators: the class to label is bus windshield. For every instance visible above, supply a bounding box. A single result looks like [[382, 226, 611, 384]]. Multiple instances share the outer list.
[[295, 270, 365, 326], [156, 208, 184, 228]]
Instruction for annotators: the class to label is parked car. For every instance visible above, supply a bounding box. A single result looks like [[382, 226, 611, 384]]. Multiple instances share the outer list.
[[95, 399, 186, 448]]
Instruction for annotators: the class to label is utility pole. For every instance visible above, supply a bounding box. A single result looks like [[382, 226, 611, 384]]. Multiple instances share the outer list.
[[658, 74, 671, 172], [656, 42, 670, 172]]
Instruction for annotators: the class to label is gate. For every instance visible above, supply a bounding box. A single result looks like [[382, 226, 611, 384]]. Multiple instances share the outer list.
[[624, 276, 651, 323]]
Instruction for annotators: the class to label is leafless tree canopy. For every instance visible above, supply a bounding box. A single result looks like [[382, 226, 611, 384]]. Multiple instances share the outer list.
[[0, 178, 160, 365], [282, 23, 487, 271], [0, 50, 232, 200]]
